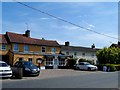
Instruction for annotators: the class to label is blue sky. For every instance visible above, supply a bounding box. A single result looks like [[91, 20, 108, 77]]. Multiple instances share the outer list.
[[2, 2, 118, 48]]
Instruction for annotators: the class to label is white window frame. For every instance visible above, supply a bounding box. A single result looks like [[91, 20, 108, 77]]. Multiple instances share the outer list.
[[2, 44, 6, 50], [45, 58, 53, 66], [59, 59, 65, 66]]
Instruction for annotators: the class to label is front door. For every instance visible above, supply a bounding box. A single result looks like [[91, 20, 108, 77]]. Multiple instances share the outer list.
[[53, 59, 58, 69]]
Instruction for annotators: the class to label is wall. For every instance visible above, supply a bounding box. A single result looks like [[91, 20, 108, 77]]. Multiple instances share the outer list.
[[13, 54, 44, 66], [62, 50, 97, 64], [11, 43, 60, 54]]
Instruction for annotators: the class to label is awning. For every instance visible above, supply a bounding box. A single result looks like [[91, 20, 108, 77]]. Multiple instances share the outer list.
[[44, 55, 55, 59], [58, 56, 67, 59]]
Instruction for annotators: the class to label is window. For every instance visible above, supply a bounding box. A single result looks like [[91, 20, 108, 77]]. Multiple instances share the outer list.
[[19, 58, 23, 61], [46, 58, 53, 66], [14, 44, 19, 51], [42, 47, 46, 53], [82, 53, 85, 57], [51, 48, 56, 54], [91, 54, 94, 58], [28, 58, 33, 62], [2, 44, 6, 50], [24, 45, 29, 52], [74, 52, 77, 56], [59, 59, 65, 66], [66, 52, 69, 55], [79, 63, 84, 65]]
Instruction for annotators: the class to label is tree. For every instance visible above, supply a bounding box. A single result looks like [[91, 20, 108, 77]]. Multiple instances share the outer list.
[[96, 47, 120, 64], [66, 58, 77, 68]]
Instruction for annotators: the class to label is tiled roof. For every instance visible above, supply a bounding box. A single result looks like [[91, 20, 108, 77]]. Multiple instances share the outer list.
[[60, 45, 100, 52], [0, 34, 8, 44], [6, 32, 60, 47], [110, 44, 120, 48]]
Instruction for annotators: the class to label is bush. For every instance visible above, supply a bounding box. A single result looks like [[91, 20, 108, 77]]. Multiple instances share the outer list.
[[66, 58, 77, 69], [96, 64, 117, 72]]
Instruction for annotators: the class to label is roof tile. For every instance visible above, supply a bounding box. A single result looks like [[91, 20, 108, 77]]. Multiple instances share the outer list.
[[6, 32, 59, 46], [0, 34, 8, 44]]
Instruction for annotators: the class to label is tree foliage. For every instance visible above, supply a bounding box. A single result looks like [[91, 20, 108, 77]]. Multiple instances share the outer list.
[[96, 47, 120, 64]]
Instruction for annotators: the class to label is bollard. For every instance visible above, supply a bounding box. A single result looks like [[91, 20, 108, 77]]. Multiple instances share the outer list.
[[11, 67, 23, 79], [16, 68, 23, 79]]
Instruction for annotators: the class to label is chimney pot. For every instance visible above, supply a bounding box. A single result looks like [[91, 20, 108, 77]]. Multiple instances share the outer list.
[[25, 30, 30, 37], [65, 41, 70, 46]]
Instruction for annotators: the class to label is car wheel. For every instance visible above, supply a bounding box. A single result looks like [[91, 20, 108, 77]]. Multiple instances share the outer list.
[[88, 67, 91, 71], [76, 67, 79, 70]]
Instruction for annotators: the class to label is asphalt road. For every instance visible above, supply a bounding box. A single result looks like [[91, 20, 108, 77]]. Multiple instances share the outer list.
[[1, 69, 119, 88]]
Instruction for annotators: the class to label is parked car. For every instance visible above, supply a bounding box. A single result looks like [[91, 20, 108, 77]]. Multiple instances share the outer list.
[[0, 61, 12, 78], [75, 62, 97, 71], [14, 61, 40, 76]]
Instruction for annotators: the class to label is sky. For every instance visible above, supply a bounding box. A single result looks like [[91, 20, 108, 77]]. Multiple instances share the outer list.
[[2, 2, 118, 48]]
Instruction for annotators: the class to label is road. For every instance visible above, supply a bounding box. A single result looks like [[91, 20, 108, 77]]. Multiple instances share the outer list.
[[1, 69, 119, 88]]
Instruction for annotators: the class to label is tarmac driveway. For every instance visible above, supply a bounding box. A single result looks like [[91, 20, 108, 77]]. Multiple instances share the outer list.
[[1, 69, 115, 81]]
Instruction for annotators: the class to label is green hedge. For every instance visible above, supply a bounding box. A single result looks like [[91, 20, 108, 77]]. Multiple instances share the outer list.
[[96, 64, 120, 72]]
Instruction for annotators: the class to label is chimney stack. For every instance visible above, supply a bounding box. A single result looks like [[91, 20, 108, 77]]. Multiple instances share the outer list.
[[25, 30, 30, 37], [118, 41, 120, 45], [91, 44, 95, 49], [65, 41, 70, 46]]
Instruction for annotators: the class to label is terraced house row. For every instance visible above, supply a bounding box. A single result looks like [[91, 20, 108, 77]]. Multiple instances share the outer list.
[[0, 30, 100, 69]]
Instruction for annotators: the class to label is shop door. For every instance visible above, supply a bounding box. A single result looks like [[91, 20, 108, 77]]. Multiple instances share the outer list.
[[53, 59, 58, 69]]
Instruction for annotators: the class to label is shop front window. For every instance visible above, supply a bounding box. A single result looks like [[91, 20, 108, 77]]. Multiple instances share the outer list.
[[46, 58, 53, 66], [28, 58, 33, 62], [59, 59, 65, 66]]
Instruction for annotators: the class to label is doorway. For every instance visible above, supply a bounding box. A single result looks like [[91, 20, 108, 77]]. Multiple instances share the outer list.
[[53, 59, 58, 69]]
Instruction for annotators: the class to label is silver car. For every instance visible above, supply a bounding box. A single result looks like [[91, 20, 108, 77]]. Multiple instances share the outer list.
[[75, 62, 97, 71]]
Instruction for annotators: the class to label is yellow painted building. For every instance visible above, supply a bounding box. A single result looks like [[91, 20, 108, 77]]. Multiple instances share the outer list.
[[0, 30, 68, 69]]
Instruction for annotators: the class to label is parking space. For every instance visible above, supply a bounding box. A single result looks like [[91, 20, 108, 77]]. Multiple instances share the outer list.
[[1, 69, 105, 81]]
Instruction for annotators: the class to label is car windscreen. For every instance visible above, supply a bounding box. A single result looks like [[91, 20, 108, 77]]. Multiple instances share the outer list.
[[0, 63, 8, 67], [23, 62, 34, 66], [84, 63, 90, 65]]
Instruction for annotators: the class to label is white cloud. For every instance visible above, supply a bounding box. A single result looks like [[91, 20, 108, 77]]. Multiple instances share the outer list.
[[40, 17, 49, 20], [89, 24, 95, 28]]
